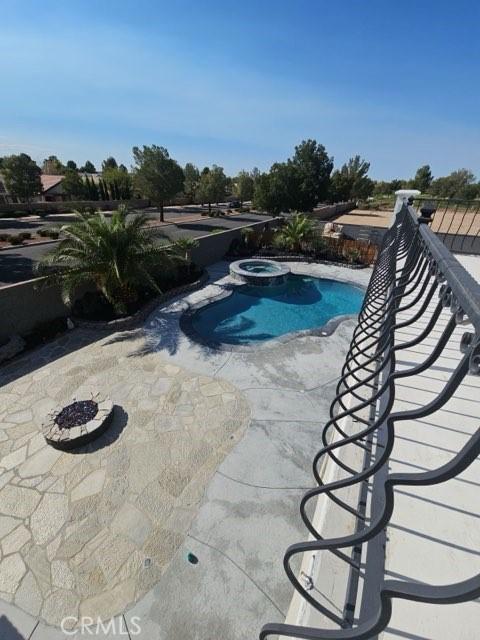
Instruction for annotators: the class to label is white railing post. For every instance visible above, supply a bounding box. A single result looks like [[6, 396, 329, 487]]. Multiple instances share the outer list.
[[392, 189, 421, 226]]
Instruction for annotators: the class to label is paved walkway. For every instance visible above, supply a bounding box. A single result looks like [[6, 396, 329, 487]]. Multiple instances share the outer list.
[[0, 261, 371, 639]]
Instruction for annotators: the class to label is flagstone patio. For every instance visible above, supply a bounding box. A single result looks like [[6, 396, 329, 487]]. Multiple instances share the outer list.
[[0, 329, 249, 628]]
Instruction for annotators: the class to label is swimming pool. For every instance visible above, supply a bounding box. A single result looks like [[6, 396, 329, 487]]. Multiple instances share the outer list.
[[187, 274, 364, 346]]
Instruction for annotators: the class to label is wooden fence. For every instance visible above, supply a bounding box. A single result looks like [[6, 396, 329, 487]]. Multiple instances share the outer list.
[[320, 235, 378, 265]]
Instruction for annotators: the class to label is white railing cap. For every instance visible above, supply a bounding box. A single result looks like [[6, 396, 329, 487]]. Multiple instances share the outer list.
[[395, 189, 421, 199]]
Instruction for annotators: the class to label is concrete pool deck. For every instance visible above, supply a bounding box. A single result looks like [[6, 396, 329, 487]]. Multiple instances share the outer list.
[[0, 260, 371, 639]]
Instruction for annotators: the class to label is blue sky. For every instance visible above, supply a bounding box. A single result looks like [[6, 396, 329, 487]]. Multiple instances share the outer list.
[[1, 0, 479, 180]]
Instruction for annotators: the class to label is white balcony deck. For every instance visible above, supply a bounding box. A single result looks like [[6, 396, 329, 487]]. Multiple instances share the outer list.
[[380, 253, 480, 640], [288, 253, 480, 639]]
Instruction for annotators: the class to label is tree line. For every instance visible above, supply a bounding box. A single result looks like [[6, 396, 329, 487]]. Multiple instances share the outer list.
[[374, 165, 480, 200], [1, 144, 478, 219]]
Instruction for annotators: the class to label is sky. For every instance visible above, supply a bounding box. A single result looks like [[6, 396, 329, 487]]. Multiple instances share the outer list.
[[0, 0, 479, 180]]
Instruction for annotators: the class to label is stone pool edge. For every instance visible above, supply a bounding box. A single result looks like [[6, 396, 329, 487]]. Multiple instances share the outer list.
[[179, 265, 367, 354]]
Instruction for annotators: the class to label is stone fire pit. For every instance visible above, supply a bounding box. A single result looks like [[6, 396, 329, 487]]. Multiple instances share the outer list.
[[42, 394, 114, 450]]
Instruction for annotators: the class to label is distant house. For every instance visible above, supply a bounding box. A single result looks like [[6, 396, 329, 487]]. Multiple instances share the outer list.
[[38, 173, 105, 202], [36, 174, 65, 202], [0, 173, 66, 204], [0, 172, 106, 204]]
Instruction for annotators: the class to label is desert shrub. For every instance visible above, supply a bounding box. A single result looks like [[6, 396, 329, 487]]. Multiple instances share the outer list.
[[9, 234, 24, 245], [19, 232, 31, 240], [0, 233, 9, 241]]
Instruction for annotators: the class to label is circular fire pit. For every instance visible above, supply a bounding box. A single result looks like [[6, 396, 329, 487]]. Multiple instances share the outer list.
[[43, 395, 114, 450]]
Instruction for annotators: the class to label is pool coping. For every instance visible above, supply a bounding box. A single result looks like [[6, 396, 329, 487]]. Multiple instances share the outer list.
[[179, 267, 367, 353], [229, 258, 290, 284]]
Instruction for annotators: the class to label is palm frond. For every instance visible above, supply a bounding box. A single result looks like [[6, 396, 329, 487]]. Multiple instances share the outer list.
[[36, 208, 180, 313]]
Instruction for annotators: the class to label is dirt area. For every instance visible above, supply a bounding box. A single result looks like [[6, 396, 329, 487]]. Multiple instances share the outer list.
[[329, 208, 392, 228]]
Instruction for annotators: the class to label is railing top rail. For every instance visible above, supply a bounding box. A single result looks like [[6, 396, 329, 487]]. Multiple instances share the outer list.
[[412, 196, 480, 205], [405, 203, 480, 333]]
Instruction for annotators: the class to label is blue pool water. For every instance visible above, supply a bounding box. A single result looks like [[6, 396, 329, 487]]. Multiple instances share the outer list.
[[190, 274, 364, 345], [241, 260, 281, 274]]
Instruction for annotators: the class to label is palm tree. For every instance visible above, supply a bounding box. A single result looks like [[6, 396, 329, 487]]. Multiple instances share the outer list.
[[36, 206, 181, 315], [276, 214, 314, 253], [172, 236, 199, 262]]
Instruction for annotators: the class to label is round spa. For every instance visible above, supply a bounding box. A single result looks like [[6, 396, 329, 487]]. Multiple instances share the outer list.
[[229, 259, 290, 286]]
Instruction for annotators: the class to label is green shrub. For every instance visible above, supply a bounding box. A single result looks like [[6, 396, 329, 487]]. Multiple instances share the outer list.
[[38, 229, 50, 237], [343, 247, 362, 264], [75, 204, 97, 216], [272, 234, 286, 250], [0, 233, 9, 241], [9, 234, 24, 245], [19, 232, 31, 240], [46, 229, 60, 239], [310, 234, 326, 256]]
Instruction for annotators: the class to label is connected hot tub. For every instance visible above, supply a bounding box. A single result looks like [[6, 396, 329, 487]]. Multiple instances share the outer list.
[[229, 259, 290, 286]]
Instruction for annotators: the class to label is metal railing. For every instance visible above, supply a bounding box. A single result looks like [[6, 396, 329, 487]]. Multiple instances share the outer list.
[[412, 196, 480, 255], [260, 198, 480, 639]]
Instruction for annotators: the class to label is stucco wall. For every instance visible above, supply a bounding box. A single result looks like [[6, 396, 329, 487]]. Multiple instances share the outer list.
[[311, 201, 356, 221], [0, 278, 71, 340], [190, 219, 275, 267]]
